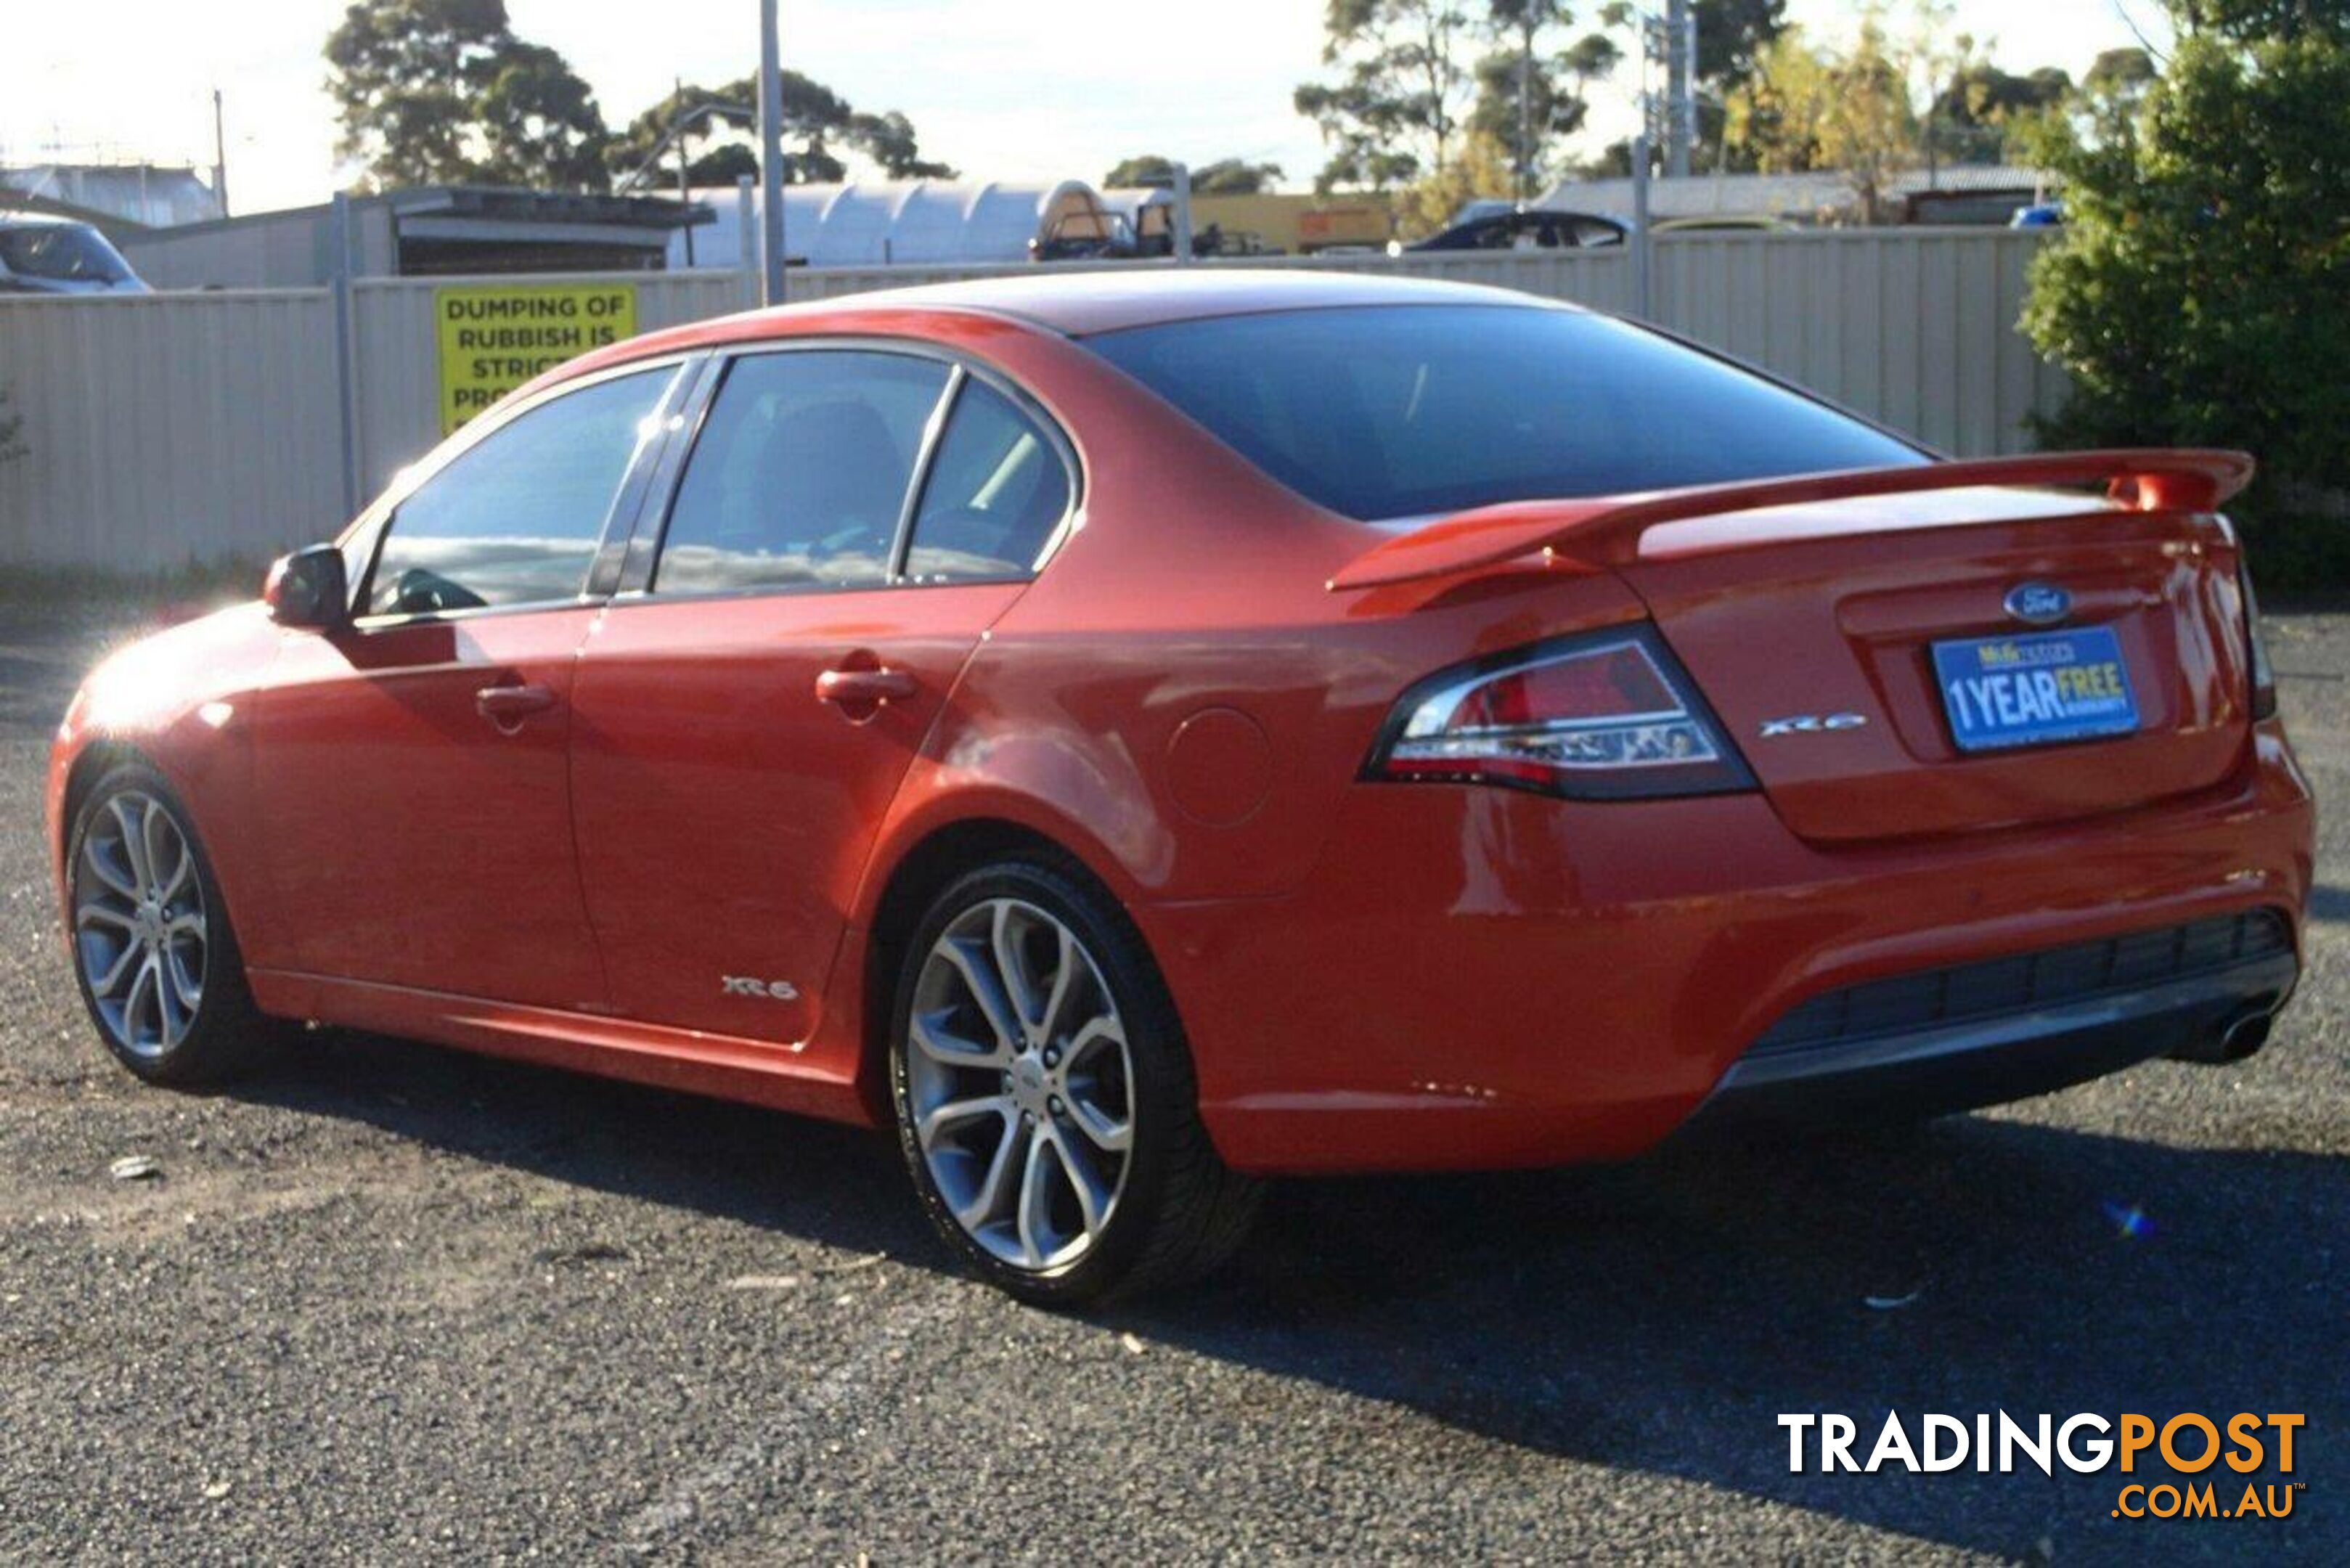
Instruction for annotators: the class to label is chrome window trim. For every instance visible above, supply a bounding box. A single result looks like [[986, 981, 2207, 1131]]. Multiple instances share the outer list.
[[888, 364, 967, 581], [611, 334, 1085, 607]]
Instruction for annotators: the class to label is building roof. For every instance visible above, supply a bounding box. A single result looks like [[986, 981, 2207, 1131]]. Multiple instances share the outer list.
[[139, 184, 708, 241], [670, 181, 1109, 269], [1538, 165, 2051, 221], [0, 163, 221, 229]]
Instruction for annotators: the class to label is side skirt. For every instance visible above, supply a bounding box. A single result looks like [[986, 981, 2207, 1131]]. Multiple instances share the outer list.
[[245, 968, 879, 1126]]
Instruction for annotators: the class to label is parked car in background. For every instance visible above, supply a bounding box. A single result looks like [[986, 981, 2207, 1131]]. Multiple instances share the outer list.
[[2011, 202, 2065, 228], [1401, 208, 1626, 253], [47, 271, 2307, 1305], [0, 214, 148, 295], [1652, 214, 1792, 233]]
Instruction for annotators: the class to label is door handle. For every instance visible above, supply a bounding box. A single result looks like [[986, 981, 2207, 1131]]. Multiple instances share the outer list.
[[815, 667, 917, 708], [475, 682, 558, 726]]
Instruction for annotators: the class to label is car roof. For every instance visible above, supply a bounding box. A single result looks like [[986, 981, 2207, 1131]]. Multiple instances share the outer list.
[[730, 266, 1575, 338]]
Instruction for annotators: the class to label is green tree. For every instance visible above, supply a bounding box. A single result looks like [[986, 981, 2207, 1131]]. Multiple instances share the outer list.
[[471, 41, 611, 189], [1928, 62, 2072, 163], [325, 0, 610, 191], [326, 0, 512, 187], [2022, 3, 2350, 583], [1294, 0, 1477, 192], [1471, 1, 1628, 196], [607, 75, 952, 189], [1725, 17, 1922, 214], [848, 110, 957, 179], [2082, 46, 2158, 105], [1103, 154, 1182, 187], [1101, 156, 1284, 192], [1692, 0, 1792, 168]]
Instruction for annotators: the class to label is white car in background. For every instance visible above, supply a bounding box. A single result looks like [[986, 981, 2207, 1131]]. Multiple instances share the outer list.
[[0, 214, 149, 295]]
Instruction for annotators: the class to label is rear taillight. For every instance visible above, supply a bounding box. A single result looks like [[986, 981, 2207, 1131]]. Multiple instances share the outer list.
[[1366, 625, 1755, 800], [2241, 563, 2277, 720]]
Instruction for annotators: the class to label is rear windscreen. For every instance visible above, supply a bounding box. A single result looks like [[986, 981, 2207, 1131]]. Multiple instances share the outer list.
[[1085, 304, 1927, 521]]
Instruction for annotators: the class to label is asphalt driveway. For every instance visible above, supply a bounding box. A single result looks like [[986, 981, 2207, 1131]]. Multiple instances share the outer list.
[[1, 594, 2341, 1564]]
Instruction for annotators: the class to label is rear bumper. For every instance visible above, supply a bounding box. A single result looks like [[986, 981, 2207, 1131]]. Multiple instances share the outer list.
[[1682, 935, 2298, 1131], [1149, 725, 2313, 1175]]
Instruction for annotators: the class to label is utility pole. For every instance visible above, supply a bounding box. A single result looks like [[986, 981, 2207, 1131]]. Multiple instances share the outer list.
[[674, 78, 696, 267], [756, 0, 788, 305], [1171, 162, 1194, 263], [1515, 17, 1534, 203], [211, 88, 229, 216], [1663, 0, 1695, 179]]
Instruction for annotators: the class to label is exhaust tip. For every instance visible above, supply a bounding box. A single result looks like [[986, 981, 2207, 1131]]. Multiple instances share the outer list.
[[2171, 1005, 2275, 1064], [2222, 1011, 2273, 1060]]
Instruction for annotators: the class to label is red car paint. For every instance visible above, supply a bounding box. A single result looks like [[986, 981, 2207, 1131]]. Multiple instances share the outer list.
[[47, 271, 2313, 1172]]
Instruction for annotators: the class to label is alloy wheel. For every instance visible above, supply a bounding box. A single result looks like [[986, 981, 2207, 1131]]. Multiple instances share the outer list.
[[905, 897, 1135, 1272], [72, 791, 207, 1060]]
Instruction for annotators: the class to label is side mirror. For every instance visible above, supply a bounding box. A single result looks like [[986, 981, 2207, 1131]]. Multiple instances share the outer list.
[[264, 544, 351, 630]]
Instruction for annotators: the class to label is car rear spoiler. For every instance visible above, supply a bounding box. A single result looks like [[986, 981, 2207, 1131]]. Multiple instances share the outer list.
[[1326, 449, 2256, 592]]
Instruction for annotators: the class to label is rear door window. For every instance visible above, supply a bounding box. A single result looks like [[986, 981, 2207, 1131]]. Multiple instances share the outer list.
[[656, 350, 951, 594], [902, 380, 1072, 583]]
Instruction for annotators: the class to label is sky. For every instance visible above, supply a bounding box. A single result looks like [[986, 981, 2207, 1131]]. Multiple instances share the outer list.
[[1, 1, 2173, 216]]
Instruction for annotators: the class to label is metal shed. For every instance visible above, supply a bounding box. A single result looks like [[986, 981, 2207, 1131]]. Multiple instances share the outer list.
[[668, 180, 1110, 269]]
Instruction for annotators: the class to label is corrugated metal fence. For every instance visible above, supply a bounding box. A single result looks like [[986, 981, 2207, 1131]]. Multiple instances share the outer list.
[[0, 229, 2061, 571]]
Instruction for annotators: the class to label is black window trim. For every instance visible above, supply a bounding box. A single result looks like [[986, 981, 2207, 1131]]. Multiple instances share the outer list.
[[343, 353, 704, 633], [609, 335, 1085, 605]]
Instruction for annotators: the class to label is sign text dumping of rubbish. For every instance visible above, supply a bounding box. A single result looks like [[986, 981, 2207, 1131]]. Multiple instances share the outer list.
[[436, 282, 638, 435]]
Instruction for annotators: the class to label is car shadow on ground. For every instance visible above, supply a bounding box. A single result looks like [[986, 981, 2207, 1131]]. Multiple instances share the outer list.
[[231, 1028, 2343, 1562]]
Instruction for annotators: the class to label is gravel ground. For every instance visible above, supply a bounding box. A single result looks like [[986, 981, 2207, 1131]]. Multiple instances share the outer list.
[[0, 596, 2342, 1565]]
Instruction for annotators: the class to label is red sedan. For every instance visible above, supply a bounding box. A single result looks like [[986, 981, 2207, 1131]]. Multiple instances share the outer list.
[[47, 271, 2311, 1302]]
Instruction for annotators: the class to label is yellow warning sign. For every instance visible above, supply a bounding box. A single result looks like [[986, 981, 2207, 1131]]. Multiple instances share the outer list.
[[435, 282, 637, 434]]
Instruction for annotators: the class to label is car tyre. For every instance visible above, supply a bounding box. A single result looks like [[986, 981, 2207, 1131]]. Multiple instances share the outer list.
[[65, 763, 284, 1086], [889, 854, 1261, 1305]]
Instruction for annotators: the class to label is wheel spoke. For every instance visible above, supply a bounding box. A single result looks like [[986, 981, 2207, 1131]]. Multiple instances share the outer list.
[[163, 944, 204, 1014], [910, 1008, 1005, 1070], [918, 1091, 1011, 1150], [1048, 1127, 1111, 1238], [140, 805, 176, 900], [81, 837, 137, 899], [1014, 1127, 1057, 1267], [1061, 1014, 1126, 1074], [937, 934, 1021, 1054], [1037, 924, 1080, 1044], [956, 1114, 1026, 1232], [75, 901, 136, 932], [990, 902, 1045, 1037], [1065, 1092, 1133, 1153], [110, 797, 154, 894], [85, 936, 141, 997], [155, 957, 188, 1048], [155, 836, 194, 904], [123, 953, 161, 1048]]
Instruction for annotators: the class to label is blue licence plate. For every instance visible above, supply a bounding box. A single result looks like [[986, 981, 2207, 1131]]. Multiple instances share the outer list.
[[1931, 626, 2141, 753]]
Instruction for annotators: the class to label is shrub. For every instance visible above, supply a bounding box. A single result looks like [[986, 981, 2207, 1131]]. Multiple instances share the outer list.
[[2020, 6, 2350, 587]]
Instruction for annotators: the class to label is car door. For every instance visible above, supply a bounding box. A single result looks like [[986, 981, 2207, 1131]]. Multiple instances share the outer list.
[[250, 360, 686, 1012], [569, 346, 1077, 1045]]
